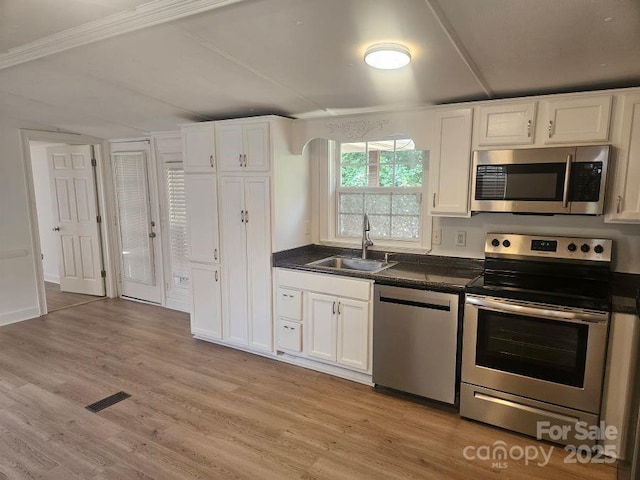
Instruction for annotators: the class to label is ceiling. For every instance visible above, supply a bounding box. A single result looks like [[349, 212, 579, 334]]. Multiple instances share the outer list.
[[0, 0, 639, 139]]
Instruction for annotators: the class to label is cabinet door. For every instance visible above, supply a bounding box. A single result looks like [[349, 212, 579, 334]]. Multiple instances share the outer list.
[[219, 177, 249, 345], [245, 177, 272, 352], [277, 319, 302, 353], [428, 108, 473, 217], [336, 298, 369, 371], [185, 174, 220, 264], [606, 93, 640, 223], [216, 124, 244, 171], [190, 263, 222, 340], [182, 125, 215, 173], [476, 102, 536, 146], [542, 95, 612, 144], [306, 292, 337, 362], [244, 123, 270, 171]]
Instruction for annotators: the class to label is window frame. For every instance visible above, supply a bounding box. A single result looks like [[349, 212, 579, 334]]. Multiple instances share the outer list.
[[321, 139, 432, 252]]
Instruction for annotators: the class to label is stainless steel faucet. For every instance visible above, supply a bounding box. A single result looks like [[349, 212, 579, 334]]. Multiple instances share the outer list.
[[361, 213, 374, 259]]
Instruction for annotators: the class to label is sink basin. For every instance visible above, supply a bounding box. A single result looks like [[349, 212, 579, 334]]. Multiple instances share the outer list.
[[307, 256, 396, 273]]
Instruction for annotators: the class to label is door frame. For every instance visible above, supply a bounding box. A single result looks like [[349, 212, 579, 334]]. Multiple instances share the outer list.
[[20, 129, 117, 316]]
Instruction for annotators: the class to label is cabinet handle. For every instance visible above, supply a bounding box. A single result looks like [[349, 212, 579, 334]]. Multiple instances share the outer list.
[[548, 120, 554, 138], [241, 210, 245, 223], [209, 155, 214, 168], [282, 293, 294, 299], [332, 301, 336, 315], [214, 248, 218, 261], [244, 210, 248, 223], [215, 270, 218, 282], [243, 153, 247, 168], [616, 195, 622, 214], [527, 119, 532, 138], [239, 154, 242, 167], [337, 302, 341, 315], [432, 193, 436, 208]]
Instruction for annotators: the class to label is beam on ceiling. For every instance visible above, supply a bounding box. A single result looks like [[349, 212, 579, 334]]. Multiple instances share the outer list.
[[0, 0, 248, 71], [424, 0, 493, 99]]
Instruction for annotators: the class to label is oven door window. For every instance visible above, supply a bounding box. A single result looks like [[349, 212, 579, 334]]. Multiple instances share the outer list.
[[475, 310, 588, 387]]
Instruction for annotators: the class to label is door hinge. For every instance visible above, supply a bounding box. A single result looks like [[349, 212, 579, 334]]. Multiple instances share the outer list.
[[101, 270, 106, 278], [97, 215, 102, 224], [91, 158, 97, 167]]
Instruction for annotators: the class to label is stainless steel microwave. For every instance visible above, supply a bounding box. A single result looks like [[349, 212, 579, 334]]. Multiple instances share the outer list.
[[471, 145, 610, 215]]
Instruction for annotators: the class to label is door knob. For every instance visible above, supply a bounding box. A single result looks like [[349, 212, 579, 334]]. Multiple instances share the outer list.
[[52, 227, 60, 231], [149, 232, 156, 238]]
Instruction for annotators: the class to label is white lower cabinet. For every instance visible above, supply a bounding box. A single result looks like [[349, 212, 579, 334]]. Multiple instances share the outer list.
[[306, 292, 370, 370], [275, 269, 372, 375], [190, 263, 222, 340]]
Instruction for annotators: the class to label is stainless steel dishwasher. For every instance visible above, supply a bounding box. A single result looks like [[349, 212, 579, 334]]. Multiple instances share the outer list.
[[373, 284, 460, 404]]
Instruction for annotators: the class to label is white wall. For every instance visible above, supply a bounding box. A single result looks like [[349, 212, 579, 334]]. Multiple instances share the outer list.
[[29, 142, 63, 283], [433, 214, 640, 273], [0, 120, 41, 325]]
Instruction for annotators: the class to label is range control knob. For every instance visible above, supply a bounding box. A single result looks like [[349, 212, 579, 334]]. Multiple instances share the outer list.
[[502, 239, 511, 248], [491, 238, 500, 247], [581, 243, 591, 253], [594, 245, 604, 254], [567, 243, 577, 252]]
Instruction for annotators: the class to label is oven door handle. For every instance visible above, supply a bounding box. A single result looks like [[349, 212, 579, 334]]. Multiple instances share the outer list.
[[466, 295, 609, 324]]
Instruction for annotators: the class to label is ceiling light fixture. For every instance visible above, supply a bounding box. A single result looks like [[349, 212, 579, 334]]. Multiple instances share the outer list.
[[364, 43, 411, 70]]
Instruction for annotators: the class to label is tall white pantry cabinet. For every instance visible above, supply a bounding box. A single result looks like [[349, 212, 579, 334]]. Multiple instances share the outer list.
[[182, 116, 311, 354]]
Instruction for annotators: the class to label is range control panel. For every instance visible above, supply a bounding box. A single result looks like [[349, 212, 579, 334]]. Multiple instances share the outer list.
[[485, 233, 612, 263]]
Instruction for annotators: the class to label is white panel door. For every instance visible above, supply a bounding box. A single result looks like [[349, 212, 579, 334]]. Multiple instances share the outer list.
[[336, 298, 369, 371], [429, 108, 473, 217], [243, 123, 270, 171], [182, 125, 215, 173], [185, 174, 220, 264], [190, 263, 222, 340], [306, 292, 337, 362], [216, 124, 244, 172], [606, 93, 640, 223], [542, 95, 612, 144], [112, 149, 162, 303], [47, 145, 105, 296], [219, 177, 249, 345], [476, 102, 536, 146], [245, 177, 272, 351]]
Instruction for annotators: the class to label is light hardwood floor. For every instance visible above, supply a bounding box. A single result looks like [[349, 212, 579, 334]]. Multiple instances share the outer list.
[[44, 281, 103, 312], [0, 299, 617, 479]]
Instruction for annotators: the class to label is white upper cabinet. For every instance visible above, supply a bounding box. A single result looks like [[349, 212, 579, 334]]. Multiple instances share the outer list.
[[606, 93, 640, 223], [182, 124, 215, 172], [185, 174, 220, 264], [540, 95, 612, 144], [216, 122, 270, 172], [475, 102, 536, 146], [428, 108, 473, 217]]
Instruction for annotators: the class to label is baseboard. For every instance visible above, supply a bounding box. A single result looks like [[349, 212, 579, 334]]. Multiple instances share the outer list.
[[164, 297, 189, 313], [0, 306, 40, 327], [43, 274, 60, 284]]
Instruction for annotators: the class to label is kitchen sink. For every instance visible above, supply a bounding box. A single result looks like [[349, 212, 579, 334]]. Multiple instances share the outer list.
[[306, 256, 397, 273]]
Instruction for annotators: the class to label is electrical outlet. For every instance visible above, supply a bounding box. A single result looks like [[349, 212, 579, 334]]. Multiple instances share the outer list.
[[456, 230, 467, 247], [432, 228, 442, 245]]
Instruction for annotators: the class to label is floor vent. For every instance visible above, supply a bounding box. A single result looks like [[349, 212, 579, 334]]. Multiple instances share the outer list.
[[85, 391, 131, 412]]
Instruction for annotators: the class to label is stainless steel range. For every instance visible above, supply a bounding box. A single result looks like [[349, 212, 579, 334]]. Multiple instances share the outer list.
[[461, 233, 612, 446]]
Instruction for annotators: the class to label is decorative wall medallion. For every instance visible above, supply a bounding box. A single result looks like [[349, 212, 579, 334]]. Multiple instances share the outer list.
[[324, 119, 389, 140]]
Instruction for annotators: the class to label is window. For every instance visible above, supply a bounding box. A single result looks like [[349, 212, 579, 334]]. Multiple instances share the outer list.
[[165, 166, 189, 289], [337, 139, 424, 241]]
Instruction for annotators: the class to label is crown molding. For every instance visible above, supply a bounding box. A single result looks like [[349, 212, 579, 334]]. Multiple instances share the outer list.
[[0, 0, 246, 71]]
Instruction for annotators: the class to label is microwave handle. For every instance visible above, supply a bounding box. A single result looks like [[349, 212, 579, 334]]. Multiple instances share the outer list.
[[562, 153, 572, 208]]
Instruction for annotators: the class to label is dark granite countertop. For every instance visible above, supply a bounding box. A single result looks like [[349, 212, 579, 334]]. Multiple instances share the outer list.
[[274, 245, 640, 315], [273, 245, 483, 295]]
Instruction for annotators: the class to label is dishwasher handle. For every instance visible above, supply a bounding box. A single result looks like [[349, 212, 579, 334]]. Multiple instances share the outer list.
[[378, 296, 451, 311]]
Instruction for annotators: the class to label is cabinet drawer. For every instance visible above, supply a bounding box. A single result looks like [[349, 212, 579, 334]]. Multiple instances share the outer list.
[[277, 319, 302, 352], [277, 288, 302, 320]]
